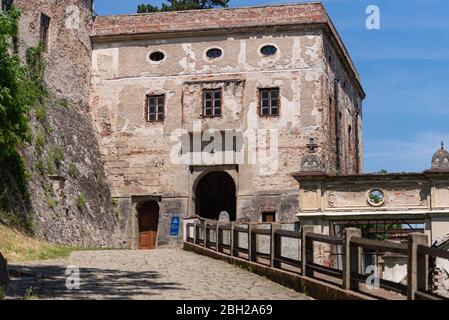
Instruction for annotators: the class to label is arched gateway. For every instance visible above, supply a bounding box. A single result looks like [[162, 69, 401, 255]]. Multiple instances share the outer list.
[[195, 171, 236, 221]]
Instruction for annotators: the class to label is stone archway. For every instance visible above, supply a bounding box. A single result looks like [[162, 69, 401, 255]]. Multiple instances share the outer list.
[[195, 171, 236, 221]]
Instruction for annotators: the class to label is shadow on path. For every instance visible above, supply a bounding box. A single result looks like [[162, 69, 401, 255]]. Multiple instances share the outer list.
[[6, 264, 186, 300]]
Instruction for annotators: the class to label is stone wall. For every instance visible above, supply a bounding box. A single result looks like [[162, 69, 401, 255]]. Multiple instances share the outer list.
[[7, 0, 123, 246], [0, 253, 8, 292]]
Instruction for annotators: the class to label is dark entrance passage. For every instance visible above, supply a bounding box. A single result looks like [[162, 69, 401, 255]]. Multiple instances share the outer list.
[[137, 201, 159, 250], [195, 171, 236, 221]]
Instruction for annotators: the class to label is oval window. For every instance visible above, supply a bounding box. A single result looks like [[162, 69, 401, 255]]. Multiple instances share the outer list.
[[206, 48, 223, 59], [260, 45, 278, 57], [149, 51, 165, 62]]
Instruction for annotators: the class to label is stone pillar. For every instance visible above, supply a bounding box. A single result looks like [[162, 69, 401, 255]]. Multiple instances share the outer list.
[[343, 228, 362, 291], [301, 225, 314, 277], [408, 233, 429, 300]]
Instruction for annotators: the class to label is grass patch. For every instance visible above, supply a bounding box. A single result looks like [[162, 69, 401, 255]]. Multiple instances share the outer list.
[[76, 192, 86, 210], [0, 224, 117, 264], [0, 223, 72, 263]]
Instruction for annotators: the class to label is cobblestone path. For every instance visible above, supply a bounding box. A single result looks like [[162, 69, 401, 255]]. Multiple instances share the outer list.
[[6, 249, 311, 300]]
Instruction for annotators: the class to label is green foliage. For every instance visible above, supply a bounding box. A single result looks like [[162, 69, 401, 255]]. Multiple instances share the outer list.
[[0, 6, 46, 224], [0, 151, 30, 202], [76, 192, 86, 210], [35, 104, 46, 124], [0, 287, 5, 300], [56, 98, 69, 108], [137, 0, 229, 13], [68, 163, 79, 179], [0, 7, 38, 157], [46, 198, 55, 209], [34, 129, 45, 155], [0, 209, 34, 234], [112, 198, 119, 207], [51, 145, 64, 164], [95, 167, 105, 196], [34, 159, 44, 175], [46, 154, 55, 175]]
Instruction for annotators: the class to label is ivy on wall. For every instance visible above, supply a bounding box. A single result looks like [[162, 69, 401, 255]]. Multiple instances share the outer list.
[[0, 6, 46, 232]]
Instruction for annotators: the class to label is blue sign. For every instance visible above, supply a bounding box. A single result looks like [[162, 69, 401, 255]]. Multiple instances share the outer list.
[[170, 216, 180, 237]]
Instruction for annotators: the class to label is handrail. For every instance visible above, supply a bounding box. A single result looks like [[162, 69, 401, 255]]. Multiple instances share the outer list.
[[306, 233, 343, 245], [274, 229, 301, 239], [418, 245, 449, 260], [185, 220, 449, 300], [351, 237, 408, 255]]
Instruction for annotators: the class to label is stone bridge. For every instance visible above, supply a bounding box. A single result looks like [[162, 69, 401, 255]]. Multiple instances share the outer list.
[[4, 249, 310, 300]]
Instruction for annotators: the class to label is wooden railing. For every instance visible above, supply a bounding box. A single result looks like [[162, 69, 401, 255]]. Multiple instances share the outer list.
[[185, 221, 449, 300]]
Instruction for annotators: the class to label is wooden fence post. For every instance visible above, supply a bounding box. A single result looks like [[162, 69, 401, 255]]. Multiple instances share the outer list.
[[216, 223, 222, 253], [407, 232, 429, 300], [249, 225, 257, 262], [343, 228, 362, 291], [301, 225, 314, 277], [230, 222, 236, 257], [193, 221, 199, 245], [271, 223, 281, 268]]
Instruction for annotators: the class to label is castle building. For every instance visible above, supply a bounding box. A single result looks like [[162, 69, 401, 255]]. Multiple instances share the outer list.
[[12, 1, 448, 253], [9, 1, 365, 249], [90, 3, 365, 249]]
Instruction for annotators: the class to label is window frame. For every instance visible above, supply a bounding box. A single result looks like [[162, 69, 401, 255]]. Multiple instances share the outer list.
[[145, 94, 165, 123], [262, 212, 276, 223], [202, 89, 222, 118], [258, 88, 280, 117], [39, 13, 51, 51]]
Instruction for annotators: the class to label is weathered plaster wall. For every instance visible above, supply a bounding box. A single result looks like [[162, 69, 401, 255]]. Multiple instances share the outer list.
[[322, 36, 364, 175], [91, 29, 339, 246]]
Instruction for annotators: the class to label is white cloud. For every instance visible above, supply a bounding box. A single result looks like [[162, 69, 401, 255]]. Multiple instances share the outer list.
[[364, 131, 449, 173]]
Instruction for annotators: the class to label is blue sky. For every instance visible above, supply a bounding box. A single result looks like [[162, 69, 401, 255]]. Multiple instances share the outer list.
[[94, 0, 449, 173]]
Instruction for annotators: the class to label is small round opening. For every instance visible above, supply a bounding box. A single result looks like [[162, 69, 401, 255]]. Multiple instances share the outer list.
[[367, 189, 386, 207], [149, 51, 165, 62], [206, 48, 223, 59], [260, 45, 278, 57]]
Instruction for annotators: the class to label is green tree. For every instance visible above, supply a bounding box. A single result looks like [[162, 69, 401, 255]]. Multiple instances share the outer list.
[[138, 0, 229, 13], [0, 7, 40, 157]]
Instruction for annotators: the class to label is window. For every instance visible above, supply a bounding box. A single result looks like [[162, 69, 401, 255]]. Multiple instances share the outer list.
[[203, 89, 222, 117], [149, 51, 165, 62], [262, 212, 276, 223], [259, 88, 279, 116], [206, 48, 222, 59], [2, 0, 13, 12], [40, 13, 51, 51], [146, 95, 165, 122], [260, 45, 278, 57]]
